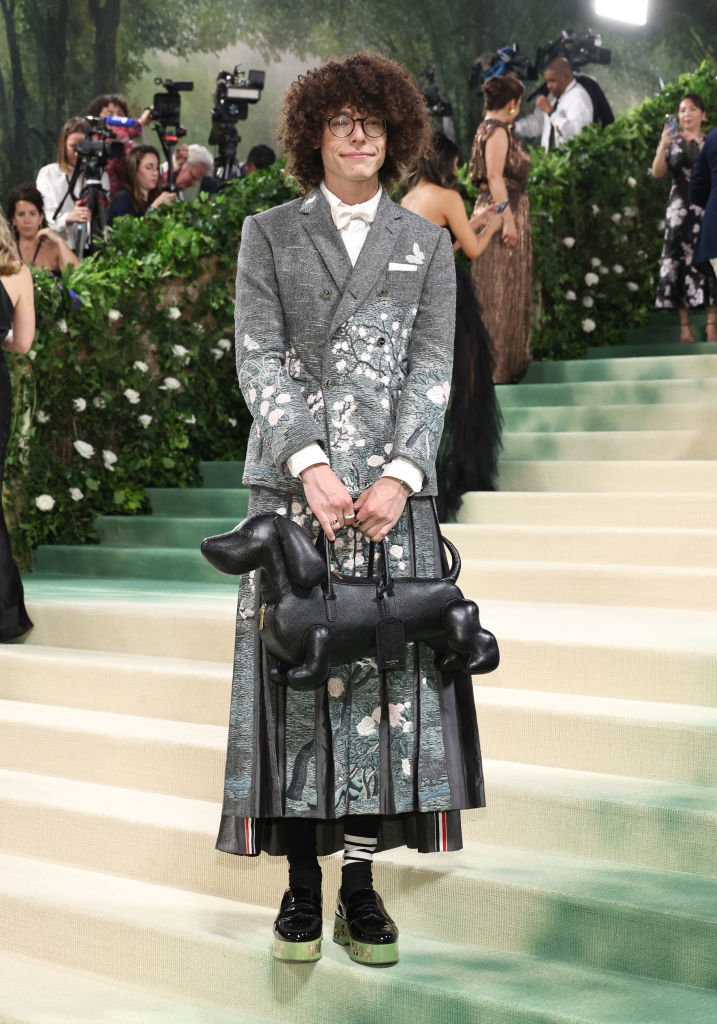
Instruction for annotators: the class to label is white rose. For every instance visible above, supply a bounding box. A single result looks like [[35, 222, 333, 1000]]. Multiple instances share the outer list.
[[582, 318, 596, 333], [612, 264, 624, 275], [591, 258, 602, 268], [35, 493, 55, 511], [69, 487, 84, 501], [102, 449, 118, 471], [218, 339, 232, 350], [92, 396, 107, 409], [626, 281, 639, 292], [356, 715, 377, 737], [582, 296, 594, 308], [36, 410, 50, 423], [227, 417, 237, 427], [73, 439, 94, 459], [611, 212, 622, 223], [562, 237, 575, 248], [183, 414, 197, 425], [73, 398, 86, 412], [123, 388, 140, 404], [591, 204, 600, 215], [108, 309, 122, 322], [57, 318, 68, 333], [565, 290, 576, 301], [622, 207, 636, 218], [161, 377, 181, 390], [168, 306, 181, 320], [138, 414, 153, 427], [210, 348, 223, 359], [627, 176, 637, 187], [172, 344, 189, 358], [599, 266, 609, 275], [133, 360, 149, 373], [584, 272, 599, 286]]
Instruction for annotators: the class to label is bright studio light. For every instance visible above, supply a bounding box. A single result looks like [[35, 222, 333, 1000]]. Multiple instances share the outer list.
[[595, 0, 648, 26]]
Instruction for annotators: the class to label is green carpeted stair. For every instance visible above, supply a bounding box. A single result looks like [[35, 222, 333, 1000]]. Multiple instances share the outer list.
[[1, 322, 716, 1022]]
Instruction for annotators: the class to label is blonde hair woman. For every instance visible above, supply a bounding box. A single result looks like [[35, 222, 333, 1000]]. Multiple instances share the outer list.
[[35, 117, 109, 254], [0, 208, 35, 640]]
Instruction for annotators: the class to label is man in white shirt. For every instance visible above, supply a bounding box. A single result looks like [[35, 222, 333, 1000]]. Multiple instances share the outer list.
[[514, 58, 593, 151]]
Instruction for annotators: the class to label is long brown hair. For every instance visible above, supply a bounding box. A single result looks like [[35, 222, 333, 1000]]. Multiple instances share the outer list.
[[118, 145, 161, 210], [57, 117, 91, 174]]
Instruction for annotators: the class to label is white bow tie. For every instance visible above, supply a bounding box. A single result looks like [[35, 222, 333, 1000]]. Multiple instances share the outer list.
[[331, 203, 375, 231]]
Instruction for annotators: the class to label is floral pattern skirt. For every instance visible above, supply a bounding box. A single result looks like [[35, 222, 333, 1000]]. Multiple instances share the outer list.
[[216, 487, 486, 858]]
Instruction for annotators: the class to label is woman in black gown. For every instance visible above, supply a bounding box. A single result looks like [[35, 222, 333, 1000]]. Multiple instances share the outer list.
[[0, 208, 35, 640], [401, 132, 504, 520]]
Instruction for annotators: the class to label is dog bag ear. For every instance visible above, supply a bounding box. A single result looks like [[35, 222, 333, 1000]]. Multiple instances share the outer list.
[[274, 515, 326, 589]]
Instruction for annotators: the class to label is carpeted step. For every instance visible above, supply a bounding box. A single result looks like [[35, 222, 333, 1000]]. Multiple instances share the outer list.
[[0, 951, 268, 1024], [522, 353, 717, 383], [0, 774, 715, 991], [31, 545, 235, 584], [443, 522, 717, 568], [199, 460, 245, 488], [502, 401, 716, 432], [497, 459, 717, 492], [461, 558, 717, 610], [0, 645, 232, 725], [457, 491, 717, 528], [496, 377, 717, 407], [475, 687, 717, 784], [17, 586, 715, 707], [0, 852, 716, 1023], [586, 342, 716, 358], [93, 515, 240, 548], [501, 429, 717, 461], [146, 487, 249, 517]]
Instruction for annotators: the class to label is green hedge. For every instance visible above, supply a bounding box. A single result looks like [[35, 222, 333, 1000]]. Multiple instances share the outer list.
[[5, 168, 297, 567], [5, 65, 716, 562]]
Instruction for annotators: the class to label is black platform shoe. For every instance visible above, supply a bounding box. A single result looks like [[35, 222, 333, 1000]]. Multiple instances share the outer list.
[[333, 888, 399, 965], [273, 887, 323, 962]]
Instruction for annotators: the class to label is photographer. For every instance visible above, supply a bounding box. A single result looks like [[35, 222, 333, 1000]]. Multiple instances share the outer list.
[[85, 93, 152, 196], [514, 58, 593, 151], [35, 117, 109, 254], [109, 145, 177, 223], [239, 143, 276, 177], [159, 143, 213, 195]]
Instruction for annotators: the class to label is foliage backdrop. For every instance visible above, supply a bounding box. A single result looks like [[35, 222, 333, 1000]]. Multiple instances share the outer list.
[[4, 65, 716, 564]]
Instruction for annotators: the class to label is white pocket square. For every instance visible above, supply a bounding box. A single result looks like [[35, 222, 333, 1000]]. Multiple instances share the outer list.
[[388, 262, 418, 272]]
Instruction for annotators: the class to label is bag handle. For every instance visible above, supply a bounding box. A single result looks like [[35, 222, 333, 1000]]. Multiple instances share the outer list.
[[315, 527, 393, 607]]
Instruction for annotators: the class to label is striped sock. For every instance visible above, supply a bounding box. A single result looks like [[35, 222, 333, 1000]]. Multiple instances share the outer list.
[[341, 829, 378, 898]]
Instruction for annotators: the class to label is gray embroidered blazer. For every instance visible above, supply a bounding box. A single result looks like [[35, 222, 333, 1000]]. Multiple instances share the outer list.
[[234, 187, 456, 496]]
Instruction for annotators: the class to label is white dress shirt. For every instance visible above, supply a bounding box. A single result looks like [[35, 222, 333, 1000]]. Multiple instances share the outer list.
[[514, 78, 593, 152], [286, 182, 424, 495], [36, 161, 110, 252]]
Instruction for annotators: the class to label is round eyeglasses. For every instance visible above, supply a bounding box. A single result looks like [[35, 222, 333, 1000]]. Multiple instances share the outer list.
[[326, 114, 387, 139]]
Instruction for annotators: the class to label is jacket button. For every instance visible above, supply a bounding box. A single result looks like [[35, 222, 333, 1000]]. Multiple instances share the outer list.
[[377, 337, 386, 346], [325, 379, 333, 389], [375, 381, 385, 391], [378, 288, 388, 297], [321, 289, 331, 300]]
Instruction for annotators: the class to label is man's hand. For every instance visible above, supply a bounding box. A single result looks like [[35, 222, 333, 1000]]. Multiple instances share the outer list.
[[300, 463, 355, 541], [353, 477, 408, 542], [535, 94, 552, 115]]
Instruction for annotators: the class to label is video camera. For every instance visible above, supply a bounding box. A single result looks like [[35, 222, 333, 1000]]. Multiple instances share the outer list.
[[472, 27, 611, 90], [76, 117, 125, 176], [152, 77, 193, 136], [422, 67, 453, 120], [208, 66, 265, 182]]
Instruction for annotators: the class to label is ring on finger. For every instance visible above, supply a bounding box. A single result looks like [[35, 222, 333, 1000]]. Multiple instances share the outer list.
[[345, 512, 356, 520], [330, 518, 339, 526]]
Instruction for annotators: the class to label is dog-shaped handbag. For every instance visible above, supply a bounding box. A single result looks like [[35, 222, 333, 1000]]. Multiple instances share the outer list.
[[201, 512, 499, 690]]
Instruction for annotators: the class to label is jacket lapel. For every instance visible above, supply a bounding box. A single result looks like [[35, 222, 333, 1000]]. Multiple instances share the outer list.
[[328, 193, 404, 336], [298, 189, 352, 292]]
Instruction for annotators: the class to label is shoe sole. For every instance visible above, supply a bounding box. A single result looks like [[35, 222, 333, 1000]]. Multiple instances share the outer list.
[[273, 933, 322, 962], [333, 914, 399, 966]]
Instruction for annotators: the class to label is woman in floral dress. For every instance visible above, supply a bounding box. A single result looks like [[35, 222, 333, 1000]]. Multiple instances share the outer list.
[[653, 93, 717, 342]]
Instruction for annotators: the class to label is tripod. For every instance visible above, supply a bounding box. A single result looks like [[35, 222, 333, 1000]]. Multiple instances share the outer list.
[[58, 155, 111, 260], [210, 121, 242, 182]]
